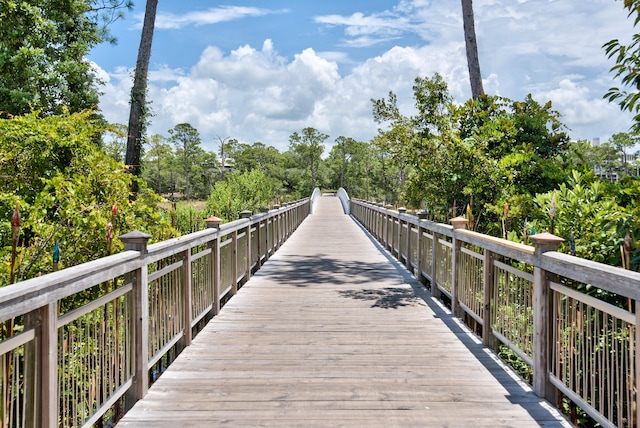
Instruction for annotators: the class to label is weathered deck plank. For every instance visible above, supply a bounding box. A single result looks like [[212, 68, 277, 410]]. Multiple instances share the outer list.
[[118, 196, 570, 427]]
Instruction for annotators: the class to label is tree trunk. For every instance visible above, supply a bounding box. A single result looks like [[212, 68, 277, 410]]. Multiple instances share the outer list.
[[461, 0, 484, 99], [183, 143, 189, 200], [340, 143, 346, 189], [125, 0, 158, 196]]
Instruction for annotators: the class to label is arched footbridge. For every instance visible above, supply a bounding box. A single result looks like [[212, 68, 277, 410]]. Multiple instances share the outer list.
[[2, 189, 638, 427]]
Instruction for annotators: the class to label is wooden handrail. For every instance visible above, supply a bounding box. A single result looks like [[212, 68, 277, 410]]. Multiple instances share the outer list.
[[0, 197, 311, 428], [349, 196, 640, 427]]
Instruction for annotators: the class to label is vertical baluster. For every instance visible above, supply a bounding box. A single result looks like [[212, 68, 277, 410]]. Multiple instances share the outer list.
[[416, 215, 426, 285], [205, 217, 221, 316], [450, 217, 468, 318], [182, 249, 192, 347], [635, 302, 640, 427], [265, 210, 271, 261], [397, 208, 405, 260], [232, 230, 238, 295], [483, 250, 494, 347], [384, 205, 392, 250], [431, 232, 440, 300], [241, 211, 252, 282], [256, 217, 263, 268]]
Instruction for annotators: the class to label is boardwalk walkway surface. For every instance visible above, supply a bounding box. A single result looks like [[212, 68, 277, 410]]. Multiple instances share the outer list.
[[118, 196, 570, 427]]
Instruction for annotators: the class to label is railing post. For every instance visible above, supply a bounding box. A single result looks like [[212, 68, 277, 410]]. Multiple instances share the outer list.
[[232, 229, 238, 295], [381, 206, 386, 247], [38, 302, 57, 428], [637, 305, 640, 426], [370, 204, 375, 238], [273, 205, 280, 250], [431, 231, 440, 299], [241, 210, 252, 281], [416, 212, 428, 285], [482, 249, 494, 347], [256, 215, 263, 268], [398, 207, 406, 261], [450, 217, 468, 317], [384, 205, 393, 250], [281, 204, 287, 240], [373, 204, 379, 240], [287, 203, 292, 238], [264, 208, 271, 261], [378, 205, 384, 241], [530, 232, 563, 402], [181, 248, 192, 347], [205, 217, 221, 316], [405, 219, 412, 270], [120, 231, 151, 410]]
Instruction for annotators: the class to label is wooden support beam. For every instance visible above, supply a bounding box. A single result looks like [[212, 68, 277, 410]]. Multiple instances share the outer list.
[[531, 233, 564, 402], [38, 303, 57, 428], [182, 249, 192, 347]]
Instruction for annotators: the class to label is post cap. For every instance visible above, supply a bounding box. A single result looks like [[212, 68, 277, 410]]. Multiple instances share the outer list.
[[118, 231, 152, 253], [205, 216, 222, 228], [450, 216, 469, 230], [529, 232, 564, 244], [239, 210, 252, 219], [398, 207, 407, 214], [530, 232, 564, 254]]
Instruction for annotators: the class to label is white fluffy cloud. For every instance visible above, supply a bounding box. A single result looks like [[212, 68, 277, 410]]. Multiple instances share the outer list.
[[147, 6, 287, 30], [98, 39, 468, 152], [97, 0, 637, 153]]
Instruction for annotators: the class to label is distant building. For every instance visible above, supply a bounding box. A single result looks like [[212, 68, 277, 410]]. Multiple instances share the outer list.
[[590, 137, 640, 181], [222, 157, 235, 175]]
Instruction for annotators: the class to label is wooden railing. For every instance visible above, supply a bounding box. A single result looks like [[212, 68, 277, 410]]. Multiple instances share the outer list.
[[0, 199, 310, 428], [350, 196, 640, 428]]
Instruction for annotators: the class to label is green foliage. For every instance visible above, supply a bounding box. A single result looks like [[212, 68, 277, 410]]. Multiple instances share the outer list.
[[0, 0, 131, 116], [604, 0, 640, 131], [497, 346, 533, 384], [529, 171, 629, 269], [0, 111, 175, 286], [229, 141, 294, 197], [173, 202, 207, 235], [371, 76, 568, 231], [289, 127, 327, 192], [206, 170, 276, 222], [102, 122, 127, 162], [325, 137, 381, 200], [167, 123, 210, 200], [142, 133, 174, 195], [369, 73, 640, 274]]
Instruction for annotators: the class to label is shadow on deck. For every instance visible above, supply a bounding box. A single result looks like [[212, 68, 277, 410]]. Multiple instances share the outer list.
[[118, 196, 570, 427]]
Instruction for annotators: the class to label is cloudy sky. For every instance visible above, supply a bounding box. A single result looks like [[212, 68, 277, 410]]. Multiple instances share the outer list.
[[88, 0, 638, 153]]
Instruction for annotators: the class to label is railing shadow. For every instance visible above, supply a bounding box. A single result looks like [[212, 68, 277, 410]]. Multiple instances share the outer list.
[[343, 216, 570, 425]]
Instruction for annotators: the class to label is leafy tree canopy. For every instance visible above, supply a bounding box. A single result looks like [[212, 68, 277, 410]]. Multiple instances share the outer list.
[[604, 0, 640, 130], [289, 127, 327, 192], [0, 0, 132, 116], [371, 74, 569, 233], [206, 170, 277, 222], [0, 111, 174, 286]]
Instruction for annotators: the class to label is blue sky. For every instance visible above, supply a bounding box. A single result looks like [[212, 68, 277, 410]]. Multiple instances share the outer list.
[[89, 0, 638, 153]]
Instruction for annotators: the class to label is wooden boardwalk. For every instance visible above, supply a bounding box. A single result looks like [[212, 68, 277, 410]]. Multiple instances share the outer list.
[[118, 196, 570, 427]]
